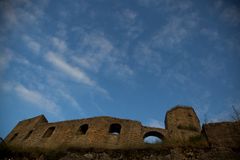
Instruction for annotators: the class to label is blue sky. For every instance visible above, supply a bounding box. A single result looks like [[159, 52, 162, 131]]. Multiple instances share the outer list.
[[0, 0, 240, 138]]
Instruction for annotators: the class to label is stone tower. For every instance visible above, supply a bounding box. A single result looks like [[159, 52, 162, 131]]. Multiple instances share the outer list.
[[165, 106, 201, 141]]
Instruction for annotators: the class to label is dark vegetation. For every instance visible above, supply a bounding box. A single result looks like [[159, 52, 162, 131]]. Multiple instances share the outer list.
[[1, 145, 240, 160], [1, 135, 240, 160], [177, 124, 199, 132]]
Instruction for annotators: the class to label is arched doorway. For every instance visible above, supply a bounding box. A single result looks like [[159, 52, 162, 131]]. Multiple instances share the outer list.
[[143, 131, 164, 144]]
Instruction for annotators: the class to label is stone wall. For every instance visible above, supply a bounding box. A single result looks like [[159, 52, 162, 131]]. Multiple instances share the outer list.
[[4, 106, 204, 151], [165, 106, 201, 142], [203, 121, 240, 149], [5, 116, 171, 150]]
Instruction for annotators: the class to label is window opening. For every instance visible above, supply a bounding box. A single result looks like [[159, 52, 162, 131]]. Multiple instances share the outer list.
[[9, 133, 18, 142], [109, 123, 121, 135], [24, 130, 33, 140], [77, 124, 88, 135], [43, 127, 55, 138]]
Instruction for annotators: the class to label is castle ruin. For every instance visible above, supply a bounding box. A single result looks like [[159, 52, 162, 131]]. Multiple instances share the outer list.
[[4, 106, 240, 151]]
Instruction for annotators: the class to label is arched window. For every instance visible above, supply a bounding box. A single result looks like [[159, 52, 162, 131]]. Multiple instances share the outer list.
[[43, 127, 55, 138], [77, 124, 88, 135], [109, 123, 121, 135], [143, 131, 164, 144], [9, 133, 18, 142], [24, 130, 33, 140]]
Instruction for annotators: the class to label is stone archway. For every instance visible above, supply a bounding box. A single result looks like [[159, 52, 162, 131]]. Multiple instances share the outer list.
[[143, 131, 164, 144]]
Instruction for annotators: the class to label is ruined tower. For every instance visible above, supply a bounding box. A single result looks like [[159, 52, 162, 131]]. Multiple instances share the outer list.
[[165, 106, 201, 141]]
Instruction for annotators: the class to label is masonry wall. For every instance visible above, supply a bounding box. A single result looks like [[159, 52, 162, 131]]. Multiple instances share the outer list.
[[4, 115, 48, 147], [165, 106, 201, 142], [5, 106, 203, 151], [203, 121, 240, 149], [5, 116, 170, 150]]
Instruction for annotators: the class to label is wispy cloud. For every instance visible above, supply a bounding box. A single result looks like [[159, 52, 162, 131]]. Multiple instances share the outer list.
[[73, 32, 113, 72], [221, 6, 240, 26], [214, 0, 223, 9], [200, 54, 225, 78], [45, 51, 110, 98], [109, 63, 134, 78], [3, 52, 86, 115], [0, 1, 17, 28], [14, 56, 31, 66], [116, 9, 142, 39], [122, 9, 137, 21], [14, 83, 61, 117], [57, 89, 83, 113], [46, 51, 96, 86], [213, 1, 240, 26], [146, 119, 165, 128], [0, 0, 47, 32], [138, 0, 192, 12], [133, 42, 162, 75], [22, 35, 41, 54], [0, 49, 12, 72], [72, 30, 134, 80], [50, 36, 67, 52], [200, 28, 219, 41], [132, 11, 199, 85], [152, 14, 197, 48]]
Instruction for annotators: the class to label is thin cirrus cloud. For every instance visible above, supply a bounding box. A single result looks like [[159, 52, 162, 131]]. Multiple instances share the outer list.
[[72, 32, 114, 73], [146, 119, 165, 129], [138, 0, 192, 12], [57, 88, 83, 113], [0, 51, 12, 72], [71, 31, 134, 79], [221, 6, 240, 26], [116, 8, 142, 39], [50, 37, 68, 52], [14, 84, 61, 117], [22, 35, 41, 54], [1, 50, 85, 116], [45, 51, 96, 87], [152, 14, 197, 48]]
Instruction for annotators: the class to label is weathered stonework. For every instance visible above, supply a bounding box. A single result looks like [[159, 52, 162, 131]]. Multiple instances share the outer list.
[[203, 121, 240, 148], [4, 106, 201, 150], [165, 106, 201, 142], [3, 106, 240, 152]]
